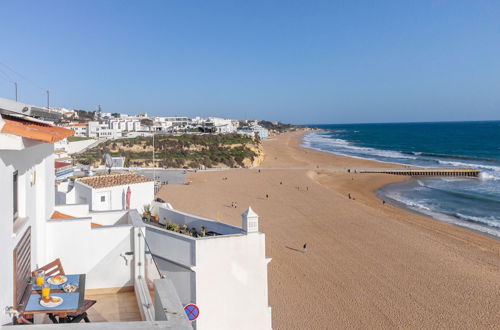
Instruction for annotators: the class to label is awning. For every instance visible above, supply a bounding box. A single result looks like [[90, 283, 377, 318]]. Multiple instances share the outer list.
[[0, 114, 74, 143]]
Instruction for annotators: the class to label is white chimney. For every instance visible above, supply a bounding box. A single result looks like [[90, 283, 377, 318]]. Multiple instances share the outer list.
[[242, 206, 259, 233]]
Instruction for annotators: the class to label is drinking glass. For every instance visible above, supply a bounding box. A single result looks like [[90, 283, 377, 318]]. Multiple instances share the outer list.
[[41, 283, 51, 300], [35, 270, 45, 287]]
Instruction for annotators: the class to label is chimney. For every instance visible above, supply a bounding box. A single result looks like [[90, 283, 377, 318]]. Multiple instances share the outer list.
[[242, 207, 259, 233]]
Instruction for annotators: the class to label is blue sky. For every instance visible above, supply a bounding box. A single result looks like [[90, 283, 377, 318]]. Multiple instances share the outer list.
[[0, 1, 499, 124]]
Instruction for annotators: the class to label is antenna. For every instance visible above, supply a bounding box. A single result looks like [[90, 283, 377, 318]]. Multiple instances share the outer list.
[[46, 90, 50, 109]]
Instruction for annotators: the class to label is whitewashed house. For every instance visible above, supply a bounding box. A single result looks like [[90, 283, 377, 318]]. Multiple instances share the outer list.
[[0, 99, 191, 328], [73, 173, 154, 211], [146, 204, 273, 330], [65, 122, 88, 136]]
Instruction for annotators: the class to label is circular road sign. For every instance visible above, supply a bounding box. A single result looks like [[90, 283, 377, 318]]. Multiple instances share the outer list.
[[184, 304, 200, 321]]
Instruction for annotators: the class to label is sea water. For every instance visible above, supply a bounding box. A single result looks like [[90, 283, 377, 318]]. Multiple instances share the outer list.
[[302, 121, 500, 238]]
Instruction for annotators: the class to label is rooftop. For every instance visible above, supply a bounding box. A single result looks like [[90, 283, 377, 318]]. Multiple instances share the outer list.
[[78, 173, 153, 189], [0, 113, 74, 143]]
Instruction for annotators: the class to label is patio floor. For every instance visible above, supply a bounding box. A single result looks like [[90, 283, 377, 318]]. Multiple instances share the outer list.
[[85, 288, 142, 322]]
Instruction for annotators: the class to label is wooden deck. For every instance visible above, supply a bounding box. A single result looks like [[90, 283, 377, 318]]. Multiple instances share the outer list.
[[85, 288, 142, 322], [34, 288, 142, 324]]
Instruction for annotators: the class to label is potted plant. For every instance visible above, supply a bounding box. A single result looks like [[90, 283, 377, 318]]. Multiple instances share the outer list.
[[142, 204, 152, 221]]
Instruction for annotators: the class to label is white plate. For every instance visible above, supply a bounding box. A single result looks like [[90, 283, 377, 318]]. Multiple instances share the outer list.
[[40, 296, 64, 308], [47, 275, 67, 285]]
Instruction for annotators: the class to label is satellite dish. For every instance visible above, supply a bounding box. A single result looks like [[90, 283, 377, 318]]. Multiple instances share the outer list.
[[104, 153, 113, 174]]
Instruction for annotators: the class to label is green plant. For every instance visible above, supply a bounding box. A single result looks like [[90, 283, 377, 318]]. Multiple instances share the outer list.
[[143, 204, 151, 216], [200, 226, 206, 237]]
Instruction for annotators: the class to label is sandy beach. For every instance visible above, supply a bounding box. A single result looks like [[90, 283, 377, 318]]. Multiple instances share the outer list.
[[157, 130, 500, 329]]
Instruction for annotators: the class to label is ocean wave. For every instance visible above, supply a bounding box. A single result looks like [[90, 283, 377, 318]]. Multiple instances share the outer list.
[[384, 193, 500, 238], [417, 152, 497, 162], [422, 185, 500, 203], [436, 160, 500, 179], [303, 132, 418, 160], [455, 213, 500, 229]]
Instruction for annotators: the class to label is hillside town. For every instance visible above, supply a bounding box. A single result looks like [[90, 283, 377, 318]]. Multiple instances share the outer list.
[[54, 106, 270, 139]]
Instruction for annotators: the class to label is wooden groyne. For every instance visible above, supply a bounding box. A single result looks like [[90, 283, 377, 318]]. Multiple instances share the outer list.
[[353, 168, 480, 177]]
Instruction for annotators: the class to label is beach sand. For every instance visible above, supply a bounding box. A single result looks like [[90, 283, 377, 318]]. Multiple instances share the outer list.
[[157, 130, 500, 329]]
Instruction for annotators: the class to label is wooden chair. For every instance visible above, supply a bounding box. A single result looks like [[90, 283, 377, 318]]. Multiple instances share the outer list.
[[33, 259, 96, 323], [32, 258, 65, 277]]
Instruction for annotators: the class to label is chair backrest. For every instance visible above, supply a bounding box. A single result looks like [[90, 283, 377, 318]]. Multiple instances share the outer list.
[[32, 258, 65, 277], [13, 227, 31, 310]]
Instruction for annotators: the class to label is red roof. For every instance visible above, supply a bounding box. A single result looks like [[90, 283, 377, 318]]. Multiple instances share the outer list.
[[1, 114, 74, 143], [55, 161, 71, 169]]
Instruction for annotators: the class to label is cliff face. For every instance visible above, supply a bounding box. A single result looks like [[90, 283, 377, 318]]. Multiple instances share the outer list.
[[243, 143, 264, 168], [75, 133, 263, 169]]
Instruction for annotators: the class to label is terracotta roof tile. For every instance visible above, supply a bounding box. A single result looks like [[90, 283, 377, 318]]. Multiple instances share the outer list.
[[51, 210, 101, 227], [77, 173, 153, 189], [0, 114, 74, 143]]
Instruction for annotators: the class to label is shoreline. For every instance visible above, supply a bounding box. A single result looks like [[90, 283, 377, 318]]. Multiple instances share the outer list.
[[157, 130, 500, 329], [300, 129, 500, 240]]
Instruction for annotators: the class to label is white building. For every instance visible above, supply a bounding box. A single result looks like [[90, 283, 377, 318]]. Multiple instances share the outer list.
[[0, 110, 73, 325], [238, 124, 269, 139], [1, 98, 272, 329], [0, 99, 191, 328], [145, 204, 273, 330], [72, 173, 154, 211], [65, 122, 88, 137]]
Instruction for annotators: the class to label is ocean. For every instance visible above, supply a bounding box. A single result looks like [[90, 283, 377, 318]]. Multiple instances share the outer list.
[[302, 121, 500, 238]]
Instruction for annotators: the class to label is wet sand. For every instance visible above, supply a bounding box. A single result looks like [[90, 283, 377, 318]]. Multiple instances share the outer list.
[[157, 130, 500, 329]]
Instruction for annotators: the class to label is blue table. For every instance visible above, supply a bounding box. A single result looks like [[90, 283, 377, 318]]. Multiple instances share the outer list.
[[32, 274, 81, 291], [23, 274, 86, 323]]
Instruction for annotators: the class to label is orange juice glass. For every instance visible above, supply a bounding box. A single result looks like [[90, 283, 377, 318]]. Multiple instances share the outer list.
[[41, 283, 50, 299], [35, 270, 45, 286]]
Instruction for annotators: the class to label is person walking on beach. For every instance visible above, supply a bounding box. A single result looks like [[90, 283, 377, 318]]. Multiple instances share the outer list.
[[348, 193, 352, 199], [303, 243, 307, 253], [266, 194, 269, 199]]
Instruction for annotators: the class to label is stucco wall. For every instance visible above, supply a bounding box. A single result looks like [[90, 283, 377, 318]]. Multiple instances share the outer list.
[[0, 141, 54, 325], [45, 220, 134, 289], [75, 181, 153, 212], [195, 234, 272, 330]]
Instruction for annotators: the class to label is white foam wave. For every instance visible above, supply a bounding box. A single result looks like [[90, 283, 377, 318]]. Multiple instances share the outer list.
[[303, 132, 417, 160], [455, 213, 500, 229], [437, 160, 500, 172], [385, 194, 500, 238], [479, 172, 499, 181]]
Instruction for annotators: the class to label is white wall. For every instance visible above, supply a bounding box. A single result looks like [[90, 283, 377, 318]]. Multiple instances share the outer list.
[[195, 234, 272, 330], [0, 141, 54, 325], [88, 210, 129, 226], [45, 219, 134, 290], [76, 181, 154, 212], [54, 204, 89, 218], [158, 206, 242, 235], [147, 206, 272, 330]]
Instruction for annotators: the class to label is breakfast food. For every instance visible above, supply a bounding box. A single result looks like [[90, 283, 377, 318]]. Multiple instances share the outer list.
[[50, 275, 67, 285], [63, 284, 77, 293], [42, 296, 51, 303]]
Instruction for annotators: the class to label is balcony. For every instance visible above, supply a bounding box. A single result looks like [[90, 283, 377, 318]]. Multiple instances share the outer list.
[[6, 206, 191, 329]]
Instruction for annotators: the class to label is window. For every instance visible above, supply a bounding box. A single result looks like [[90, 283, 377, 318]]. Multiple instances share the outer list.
[[101, 196, 106, 202], [13, 170, 18, 219]]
